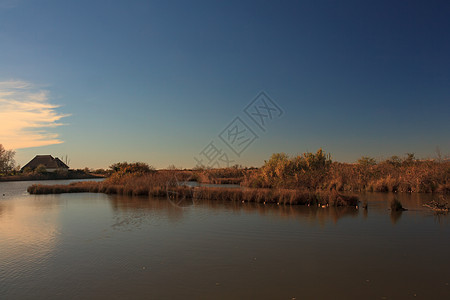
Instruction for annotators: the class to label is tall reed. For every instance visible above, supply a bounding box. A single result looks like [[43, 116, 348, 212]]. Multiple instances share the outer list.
[[27, 173, 359, 207]]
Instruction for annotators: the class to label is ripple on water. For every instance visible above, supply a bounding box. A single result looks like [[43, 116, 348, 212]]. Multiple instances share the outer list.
[[0, 182, 449, 299]]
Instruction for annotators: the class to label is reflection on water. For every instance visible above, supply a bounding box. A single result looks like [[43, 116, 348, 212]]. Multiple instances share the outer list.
[[0, 198, 60, 297], [107, 192, 448, 228], [390, 210, 403, 225], [1, 180, 449, 299], [108, 194, 361, 229]]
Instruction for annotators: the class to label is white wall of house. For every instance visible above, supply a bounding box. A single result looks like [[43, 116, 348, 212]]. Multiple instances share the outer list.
[[45, 168, 69, 173]]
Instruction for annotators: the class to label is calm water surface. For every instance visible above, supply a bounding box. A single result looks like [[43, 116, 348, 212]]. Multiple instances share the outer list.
[[1, 180, 449, 299]]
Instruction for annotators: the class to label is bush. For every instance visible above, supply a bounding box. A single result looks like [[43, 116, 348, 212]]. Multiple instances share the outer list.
[[242, 150, 449, 194], [35, 164, 47, 174]]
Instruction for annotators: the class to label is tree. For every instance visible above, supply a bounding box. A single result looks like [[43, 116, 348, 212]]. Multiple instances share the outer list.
[[22, 167, 33, 174], [357, 156, 376, 166], [35, 164, 47, 174], [386, 155, 402, 167], [435, 146, 442, 163], [0, 144, 16, 175], [259, 149, 332, 188], [404, 153, 415, 165], [109, 162, 155, 174], [303, 148, 331, 171], [261, 153, 291, 186]]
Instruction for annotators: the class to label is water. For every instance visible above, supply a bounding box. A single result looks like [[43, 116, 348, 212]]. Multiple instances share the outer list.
[[1, 180, 449, 299]]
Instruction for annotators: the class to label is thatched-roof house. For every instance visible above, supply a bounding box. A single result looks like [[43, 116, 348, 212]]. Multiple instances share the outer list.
[[21, 155, 69, 172]]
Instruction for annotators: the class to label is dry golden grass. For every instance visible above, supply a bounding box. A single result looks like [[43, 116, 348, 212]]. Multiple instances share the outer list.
[[27, 172, 359, 207], [242, 153, 449, 193]]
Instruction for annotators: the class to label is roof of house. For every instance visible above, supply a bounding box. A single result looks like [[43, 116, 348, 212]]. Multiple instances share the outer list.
[[22, 155, 69, 170]]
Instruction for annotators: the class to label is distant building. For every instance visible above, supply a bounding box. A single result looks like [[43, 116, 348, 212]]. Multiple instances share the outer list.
[[21, 155, 69, 172]]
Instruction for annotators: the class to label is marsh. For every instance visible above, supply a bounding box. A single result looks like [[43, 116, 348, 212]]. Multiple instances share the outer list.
[[1, 180, 449, 299]]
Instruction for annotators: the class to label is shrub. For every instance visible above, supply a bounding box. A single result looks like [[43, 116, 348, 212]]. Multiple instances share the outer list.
[[35, 164, 47, 174]]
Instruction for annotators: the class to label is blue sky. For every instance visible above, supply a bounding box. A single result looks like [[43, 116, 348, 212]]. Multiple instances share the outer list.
[[1, 0, 449, 169]]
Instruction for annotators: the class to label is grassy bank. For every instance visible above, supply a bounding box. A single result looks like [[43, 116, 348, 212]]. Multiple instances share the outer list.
[[27, 172, 358, 207]]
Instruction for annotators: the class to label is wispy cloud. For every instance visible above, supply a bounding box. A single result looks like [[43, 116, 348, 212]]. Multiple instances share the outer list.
[[0, 80, 70, 149]]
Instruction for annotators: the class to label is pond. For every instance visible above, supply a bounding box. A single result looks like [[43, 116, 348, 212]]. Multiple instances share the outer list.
[[0, 180, 449, 299]]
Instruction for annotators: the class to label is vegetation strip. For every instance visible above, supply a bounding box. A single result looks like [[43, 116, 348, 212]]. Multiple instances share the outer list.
[[27, 179, 358, 207], [3, 146, 449, 195], [423, 197, 449, 212], [19, 148, 450, 209]]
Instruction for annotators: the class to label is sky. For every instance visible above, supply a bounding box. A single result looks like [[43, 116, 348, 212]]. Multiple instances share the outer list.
[[0, 0, 449, 169]]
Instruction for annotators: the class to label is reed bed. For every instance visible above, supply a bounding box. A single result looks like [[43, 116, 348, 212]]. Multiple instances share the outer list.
[[27, 175, 359, 207], [241, 150, 450, 193], [27, 181, 99, 194], [193, 188, 358, 206], [423, 196, 449, 212], [101, 150, 449, 195]]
